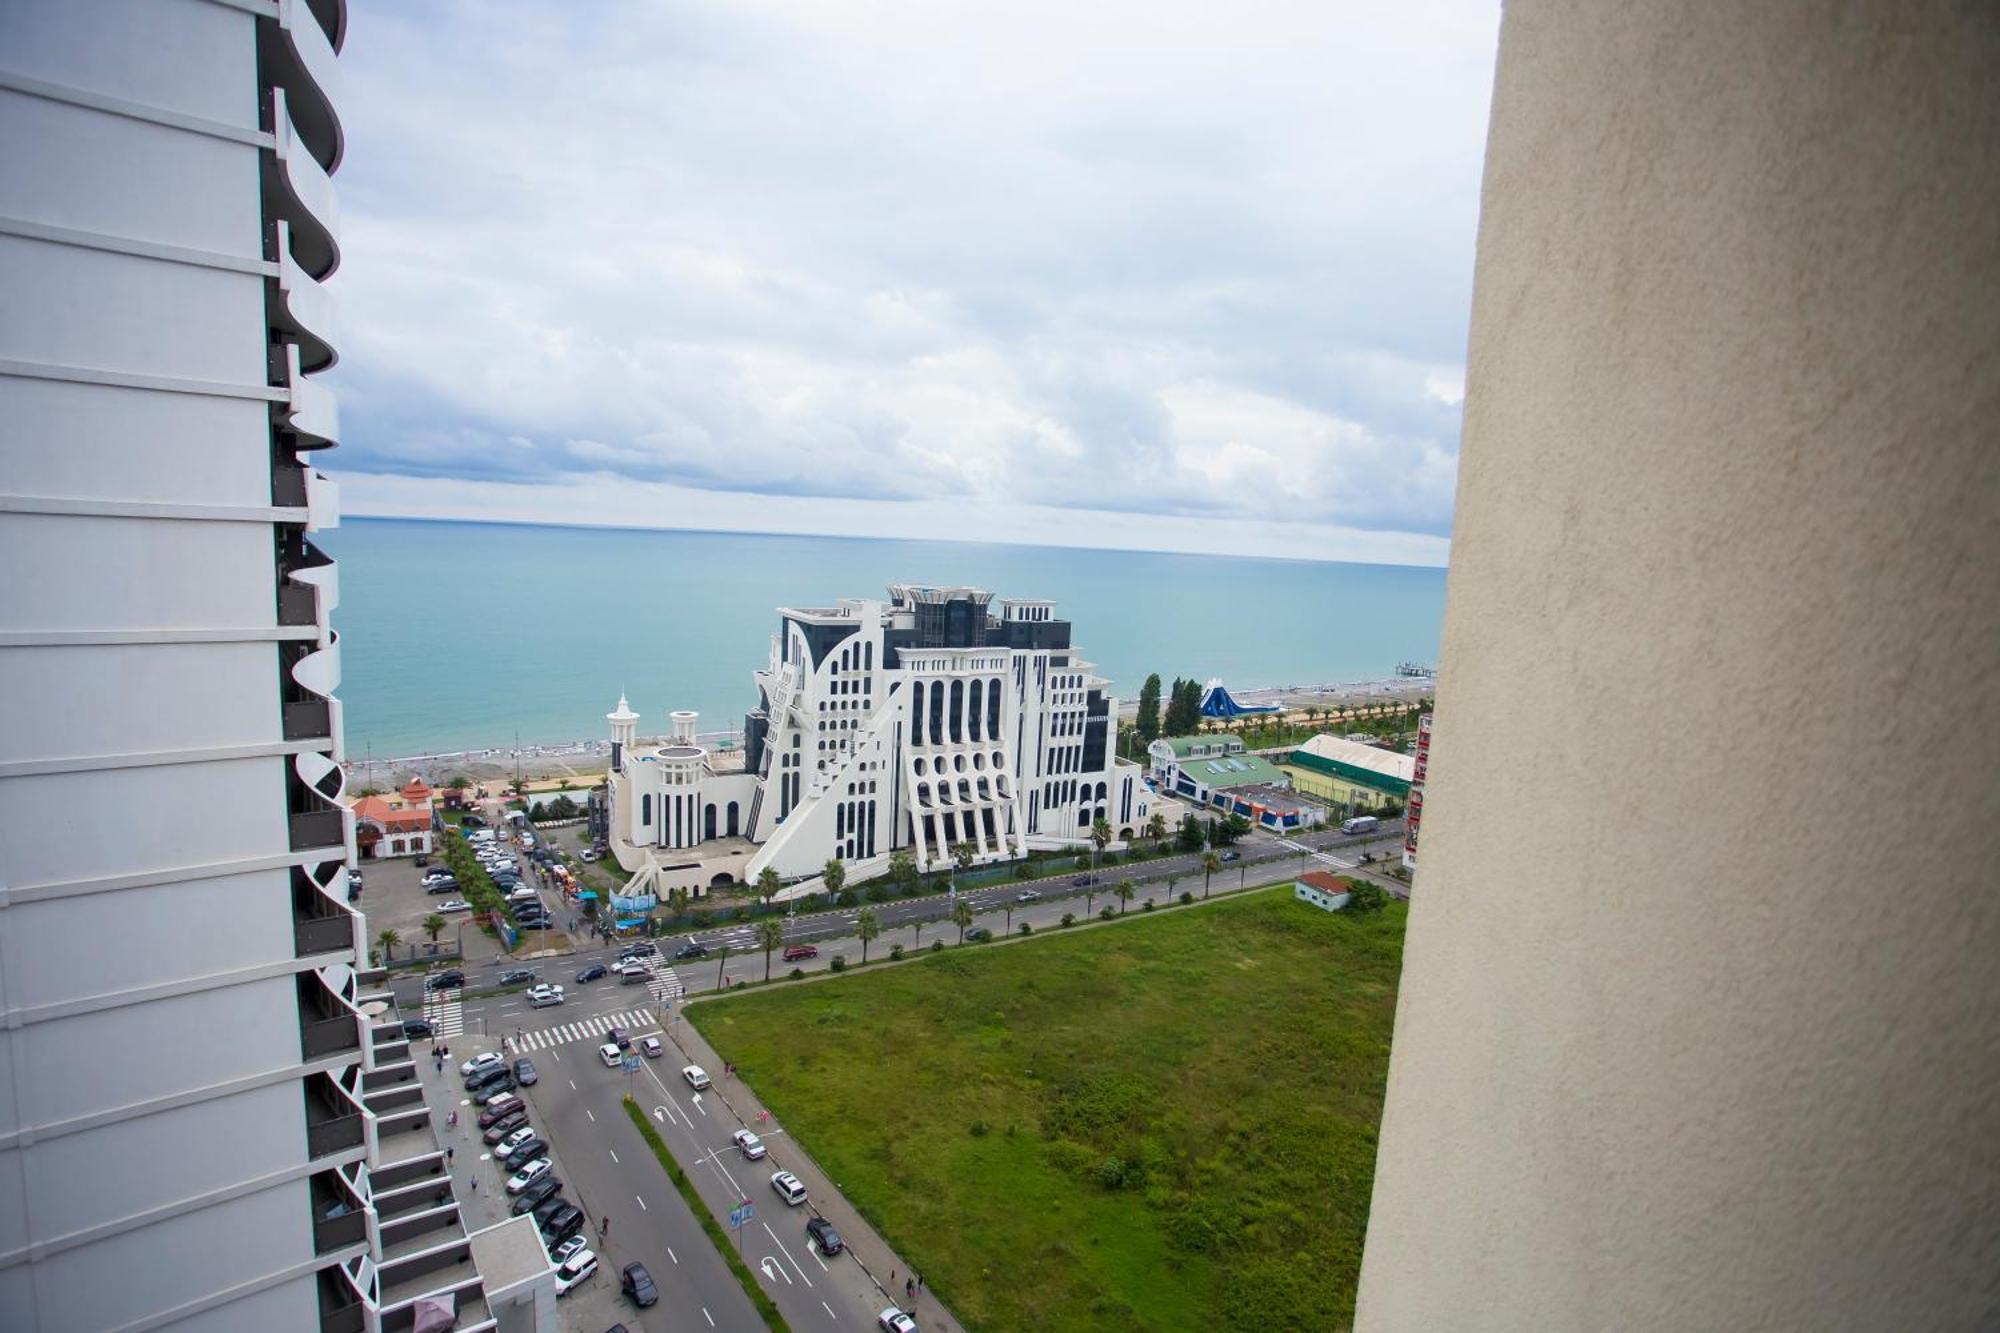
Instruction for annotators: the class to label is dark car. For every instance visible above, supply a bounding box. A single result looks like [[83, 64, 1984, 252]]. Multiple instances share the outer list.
[[473, 1076, 517, 1105], [673, 940, 708, 960], [805, 1215, 843, 1256], [510, 1176, 562, 1214], [1072, 874, 1097, 887], [1220, 850, 1242, 862], [498, 1135, 548, 1166], [413, 854, 430, 868], [483, 1109, 529, 1144], [782, 944, 819, 962], [965, 927, 993, 942], [401, 1019, 433, 1039], [479, 1100, 526, 1130], [423, 970, 465, 991], [497, 968, 537, 987], [514, 1058, 538, 1086], [465, 1063, 512, 1092], [425, 879, 460, 895], [575, 964, 608, 984], [533, 1195, 574, 1227], [541, 1203, 586, 1244], [620, 1263, 659, 1308], [606, 1027, 631, 1051]]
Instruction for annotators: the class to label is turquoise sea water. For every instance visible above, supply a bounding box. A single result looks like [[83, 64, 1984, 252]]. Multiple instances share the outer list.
[[318, 518, 1447, 758]]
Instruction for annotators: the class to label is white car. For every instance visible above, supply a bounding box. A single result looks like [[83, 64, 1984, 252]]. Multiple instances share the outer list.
[[877, 1310, 919, 1333], [504, 1158, 552, 1194], [527, 984, 566, 1008], [550, 1235, 588, 1265], [682, 1065, 710, 1090], [553, 1248, 598, 1296], [494, 1126, 537, 1157], [579, 849, 600, 862], [640, 1036, 664, 1059], [771, 1170, 808, 1206], [460, 1052, 505, 1078], [598, 1044, 623, 1068], [732, 1129, 766, 1160], [439, 899, 472, 913]]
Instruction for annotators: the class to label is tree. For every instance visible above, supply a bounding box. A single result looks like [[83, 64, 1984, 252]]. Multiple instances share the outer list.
[[1210, 813, 1251, 847], [952, 842, 975, 875], [1090, 818, 1112, 861], [756, 866, 784, 908], [887, 848, 917, 896], [1136, 673, 1163, 743], [668, 886, 690, 919], [1146, 812, 1168, 849], [356, 786, 384, 799], [1201, 850, 1222, 899], [421, 913, 447, 943], [375, 928, 400, 960], [951, 898, 975, 944], [756, 917, 784, 981], [1166, 875, 1179, 903], [1346, 879, 1388, 913], [447, 775, 471, 791], [1177, 812, 1208, 852], [1115, 877, 1135, 915], [856, 908, 881, 964], [821, 858, 846, 901]]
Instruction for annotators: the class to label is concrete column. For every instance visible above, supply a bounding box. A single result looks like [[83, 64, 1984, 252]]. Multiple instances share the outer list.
[[1355, 4, 1999, 1331]]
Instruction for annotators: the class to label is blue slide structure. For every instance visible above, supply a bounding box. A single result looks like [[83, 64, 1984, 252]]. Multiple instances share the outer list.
[[1199, 679, 1280, 718]]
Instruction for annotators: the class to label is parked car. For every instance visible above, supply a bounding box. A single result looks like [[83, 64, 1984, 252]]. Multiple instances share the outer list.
[[541, 1204, 586, 1245], [425, 970, 465, 991], [483, 1109, 530, 1144], [682, 1065, 711, 1090], [640, 1036, 664, 1059], [598, 1044, 623, 1068], [461, 1051, 506, 1078], [551, 1235, 588, 1265], [579, 849, 600, 862], [552, 1248, 598, 1296], [731, 1129, 766, 1159], [965, 927, 993, 942], [619, 942, 658, 961], [514, 1058, 539, 1086], [473, 1076, 517, 1105], [782, 944, 818, 962], [805, 1215, 843, 1256], [477, 1094, 523, 1129], [620, 1263, 659, 1308], [493, 1126, 538, 1158], [509, 1174, 562, 1213], [531, 1194, 572, 1227], [770, 1171, 808, 1206], [413, 854, 430, 867], [504, 1158, 552, 1194], [425, 879, 460, 895], [877, 1309, 919, 1333], [1072, 874, 1097, 887], [1220, 850, 1242, 862], [1017, 889, 1041, 902], [527, 984, 565, 1009], [423, 869, 454, 883], [575, 964, 608, 984], [673, 939, 709, 960], [465, 1062, 512, 1091], [515, 909, 551, 926], [499, 1136, 548, 1169], [497, 968, 537, 987], [401, 1019, 433, 1039], [439, 899, 472, 913]]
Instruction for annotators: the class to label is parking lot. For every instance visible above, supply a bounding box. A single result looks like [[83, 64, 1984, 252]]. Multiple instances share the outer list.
[[355, 852, 473, 966]]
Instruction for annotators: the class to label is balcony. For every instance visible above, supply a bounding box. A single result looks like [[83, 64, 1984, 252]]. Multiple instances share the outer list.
[[294, 908, 353, 958], [271, 221, 339, 374], [298, 972, 361, 1062], [262, 88, 339, 280], [304, 1072, 364, 1159], [259, 0, 344, 173], [285, 697, 333, 742], [310, 1170, 367, 1254], [291, 808, 345, 852], [316, 1266, 365, 1333]]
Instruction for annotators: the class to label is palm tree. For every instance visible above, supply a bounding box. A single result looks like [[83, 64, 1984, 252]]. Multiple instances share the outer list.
[[856, 908, 881, 964], [668, 886, 690, 920], [1115, 878, 1135, 915], [375, 928, 400, 961], [1090, 817, 1112, 870], [1146, 812, 1168, 849], [951, 842, 975, 875], [951, 899, 975, 944], [1201, 850, 1222, 898], [821, 858, 846, 901], [421, 913, 447, 943], [756, 866, 783, 908], [888, 849, 917, 896], [1166, 875, 1179, 903], [756, 917, 784, 981]]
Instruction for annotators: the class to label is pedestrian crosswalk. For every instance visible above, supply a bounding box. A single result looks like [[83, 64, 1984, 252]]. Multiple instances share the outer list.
[[516, 1007, 661, 1053], [421, 991, 465, 1039], [1276, 838, 1354, 870]]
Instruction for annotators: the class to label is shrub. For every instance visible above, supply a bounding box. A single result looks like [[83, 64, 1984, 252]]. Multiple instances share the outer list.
[[1098, 1156, 1127, 1189], [1142, 900, 1157, 912], [1346, 880, 1388, 914], [889, 944, 905, 961], [733, 980, 749, 990], [969, 1119, 990, 1137], [1018, 922, 1033, 935], [930, 940, 944, 953], [788, 968, 805, 981], [829, 954, 847, 972], [835, 890, 859, 908], [1101, 852, 1121, 865], [1061, 912, 1076, 927], [1100, 906, 1116, 920], [1180, 891, 1195, 905]]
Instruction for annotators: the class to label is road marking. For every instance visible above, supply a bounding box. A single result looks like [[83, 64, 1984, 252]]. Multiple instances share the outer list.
[[763, 1222, 816, 1287], [702, 1307, 714, 1327], [568, 1079, 576, 1091], [668, 1246, 677, 1264], [585, 1109, 595, 1123], [759, 1255, 792, 1285], [811, 1245, 829, 1273], [690, 1094, 707, 1117], [636, 1194, 647, 1211], [608, 1149, 619, 1163], [822, 1300, 837, 1319]]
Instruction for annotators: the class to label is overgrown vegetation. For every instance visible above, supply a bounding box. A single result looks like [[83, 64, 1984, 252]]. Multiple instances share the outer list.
[[690, 890, 1407, 1331]]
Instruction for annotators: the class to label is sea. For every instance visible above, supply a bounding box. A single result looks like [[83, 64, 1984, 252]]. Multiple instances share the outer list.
[[318, 518, 1447, 760]]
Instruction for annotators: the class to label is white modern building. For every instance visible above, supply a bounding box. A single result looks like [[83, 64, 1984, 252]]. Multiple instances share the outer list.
[[606, 586, 1151, 892], [0, 4, 539, 1329]]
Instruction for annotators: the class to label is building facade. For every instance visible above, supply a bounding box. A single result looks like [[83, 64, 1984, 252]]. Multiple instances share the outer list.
[[1284, 733, 1415, 812], [0, 4, 525, 1328], [350, 779, 437, 859], [606, 586, 1150, 889]]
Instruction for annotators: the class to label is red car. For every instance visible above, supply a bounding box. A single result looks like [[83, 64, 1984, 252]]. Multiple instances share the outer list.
[[782, 944, 818, 962]]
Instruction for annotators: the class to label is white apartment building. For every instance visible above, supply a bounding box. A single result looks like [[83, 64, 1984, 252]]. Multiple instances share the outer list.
[[0, 4, 541, 1329], [606, 586, 1150, 890]]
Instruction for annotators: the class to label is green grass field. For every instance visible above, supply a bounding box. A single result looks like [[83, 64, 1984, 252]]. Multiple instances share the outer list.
[[690, 889, 1407, 1331]]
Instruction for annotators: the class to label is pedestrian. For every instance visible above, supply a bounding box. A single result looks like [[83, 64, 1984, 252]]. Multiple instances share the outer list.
[[917, 1274, 924, 1294], [906, 1278, 915, 1302], [446, 1146, 454, 1164], [599, 1215, 610, 1237], [468, 1177, 477, 1193]]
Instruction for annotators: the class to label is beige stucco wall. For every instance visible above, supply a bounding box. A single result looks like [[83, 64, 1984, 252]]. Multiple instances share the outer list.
[[1355, 4, 1998, 1330]]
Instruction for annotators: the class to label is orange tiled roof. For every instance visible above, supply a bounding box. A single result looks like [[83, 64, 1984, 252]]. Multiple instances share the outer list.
[[1298, 870, 1351, 894], [351, 795, 431, 831]]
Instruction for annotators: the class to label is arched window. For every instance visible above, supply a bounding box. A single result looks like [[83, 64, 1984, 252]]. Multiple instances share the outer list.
[[968, 678, 984, 742], [726, 801, 740, 836], [911, 680, 926, 746], [641, 794, 652, 826], [948, 679, 964, 743], [704, 804, 717, 841]]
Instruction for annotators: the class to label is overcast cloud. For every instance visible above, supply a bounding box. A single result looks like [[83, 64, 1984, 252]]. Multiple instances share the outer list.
[[326, 1, 1499, 565]]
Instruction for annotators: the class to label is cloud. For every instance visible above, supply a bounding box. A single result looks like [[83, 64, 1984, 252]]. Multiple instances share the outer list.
[[324, 0, 1498, 560]]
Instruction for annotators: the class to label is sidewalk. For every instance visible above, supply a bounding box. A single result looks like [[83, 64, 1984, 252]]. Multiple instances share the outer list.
[[657, 1014, 960, 1332]]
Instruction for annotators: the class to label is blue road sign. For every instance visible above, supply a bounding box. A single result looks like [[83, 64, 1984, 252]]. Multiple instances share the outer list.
[[622, 1054, 642, 1072], [729, 1206, 747, 1229]]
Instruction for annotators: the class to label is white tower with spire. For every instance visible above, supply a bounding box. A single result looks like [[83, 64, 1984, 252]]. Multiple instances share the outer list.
[[608, 692, 639, 772]]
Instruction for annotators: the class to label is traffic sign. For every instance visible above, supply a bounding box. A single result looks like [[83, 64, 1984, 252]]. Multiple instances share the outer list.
[[622, 1054, 642, 1072]]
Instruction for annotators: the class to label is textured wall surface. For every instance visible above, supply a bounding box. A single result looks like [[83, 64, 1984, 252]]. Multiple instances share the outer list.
[[1355, 3, 1998, 1329]]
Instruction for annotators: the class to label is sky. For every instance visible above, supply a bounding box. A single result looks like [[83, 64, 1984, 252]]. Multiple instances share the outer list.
[[326, 1, 1500, 566]]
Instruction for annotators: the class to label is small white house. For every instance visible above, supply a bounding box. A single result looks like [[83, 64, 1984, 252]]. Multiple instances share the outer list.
[[1295, 870, 1353, 913]]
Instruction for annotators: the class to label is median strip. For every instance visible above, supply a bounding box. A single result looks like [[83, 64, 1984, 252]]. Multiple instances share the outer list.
[[622, 1096, 790, 1333]]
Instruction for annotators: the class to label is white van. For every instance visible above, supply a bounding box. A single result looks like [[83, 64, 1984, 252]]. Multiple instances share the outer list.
[[1340, 815, 1380, 835]]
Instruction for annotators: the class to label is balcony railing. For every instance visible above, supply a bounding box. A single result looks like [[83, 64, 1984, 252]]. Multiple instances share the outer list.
[[278, 582, 317, 627], [291, 809, 345, 852], [302, 1013, 360, 1060], [313, 1204, 366, 1254], [294, 910, 352, 958], [285, 698, 333, 742]]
